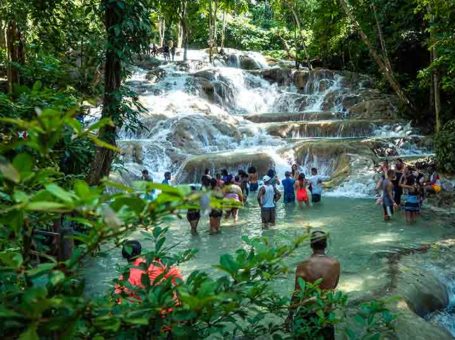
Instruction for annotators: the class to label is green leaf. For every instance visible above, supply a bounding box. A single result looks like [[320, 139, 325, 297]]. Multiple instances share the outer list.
[[219, 254, 239, 274], [88, 135, 120, 152], [74, 180, 90, 197], [0, 251, 23, 269], [0, 305, 21, 318], [45, 184, 75, 203], [0, 156, 20, 183], [13, 153, 33, 175], [26, 201, 69, 212], [19, 324, 39, 340], [27, 263, 56, 277]]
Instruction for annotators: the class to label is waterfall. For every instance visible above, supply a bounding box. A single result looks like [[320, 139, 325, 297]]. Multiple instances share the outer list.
[[117, 49, 431, 196]]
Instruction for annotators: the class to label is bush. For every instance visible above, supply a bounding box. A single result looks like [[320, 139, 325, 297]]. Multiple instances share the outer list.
[[435, 120, 455, 173]]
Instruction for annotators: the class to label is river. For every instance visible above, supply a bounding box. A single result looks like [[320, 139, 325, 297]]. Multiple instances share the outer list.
[[84, 49, 455, 338]]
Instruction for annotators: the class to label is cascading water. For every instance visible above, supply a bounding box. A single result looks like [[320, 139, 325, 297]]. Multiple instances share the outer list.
[[118, 49, 431, 196]]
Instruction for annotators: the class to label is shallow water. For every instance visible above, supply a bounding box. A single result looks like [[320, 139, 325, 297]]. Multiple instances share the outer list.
[[83, 196, 455, 300]]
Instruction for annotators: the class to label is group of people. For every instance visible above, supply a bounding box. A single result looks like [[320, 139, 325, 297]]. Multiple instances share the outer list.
[[149, 40, 177, 61], [193, 165, 330, 232], [376, 158, 442, 223]]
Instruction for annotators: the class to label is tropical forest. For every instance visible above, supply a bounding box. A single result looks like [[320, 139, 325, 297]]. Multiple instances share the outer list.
[[1, 0, 455, 339]]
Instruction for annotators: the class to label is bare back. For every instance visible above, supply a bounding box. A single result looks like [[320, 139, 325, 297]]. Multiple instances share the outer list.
[[295, 255, 340, 290]]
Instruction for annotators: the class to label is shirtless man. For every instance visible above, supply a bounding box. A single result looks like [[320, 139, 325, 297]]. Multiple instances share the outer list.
[[288, 231, 340, 339]]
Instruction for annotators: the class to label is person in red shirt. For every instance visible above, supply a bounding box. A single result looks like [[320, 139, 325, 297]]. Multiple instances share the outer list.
[[114, 240, 182, 303]]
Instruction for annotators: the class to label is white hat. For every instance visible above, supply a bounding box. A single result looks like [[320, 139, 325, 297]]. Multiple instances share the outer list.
[[262, 175, 271, 182]]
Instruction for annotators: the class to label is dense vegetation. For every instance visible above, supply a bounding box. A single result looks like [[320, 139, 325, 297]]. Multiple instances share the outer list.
[[0, 0, 452, 338]]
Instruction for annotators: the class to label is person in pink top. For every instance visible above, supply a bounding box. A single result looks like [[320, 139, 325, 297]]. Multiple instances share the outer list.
[[115, 240, 182, 303]]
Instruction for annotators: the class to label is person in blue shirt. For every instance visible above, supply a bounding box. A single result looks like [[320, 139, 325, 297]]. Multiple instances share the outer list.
[[162, 171, 171, 185], [282, 171, 296, 204]]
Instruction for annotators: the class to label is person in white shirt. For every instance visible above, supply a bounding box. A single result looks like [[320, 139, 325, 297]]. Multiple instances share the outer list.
[[308, 168, 330, 203], [257, 175, 281, 229]]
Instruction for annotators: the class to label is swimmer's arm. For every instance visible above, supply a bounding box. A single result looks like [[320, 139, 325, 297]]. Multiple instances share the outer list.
[[387, 182, 395, 204], [257, 187, 264, 206]]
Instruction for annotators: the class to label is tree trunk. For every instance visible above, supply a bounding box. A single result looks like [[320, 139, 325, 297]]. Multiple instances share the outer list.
[[181, 1, 188, 61], [159, 17, 166, 47], [177, 21, 183, 48], [339, 0, 414, 111], [429, 7, 441, 133], [208, 0, 213, 62], [6, 20, 25, 93], [221, 11, 226, 49], [213, 0, 218, 49], [87, 0, 123, 186], [289, 6, 312, 70]]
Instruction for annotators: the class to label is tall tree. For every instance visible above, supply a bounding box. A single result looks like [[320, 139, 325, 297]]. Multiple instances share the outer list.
[[87, 0, 153, 185], [338, 0, 415, 111]]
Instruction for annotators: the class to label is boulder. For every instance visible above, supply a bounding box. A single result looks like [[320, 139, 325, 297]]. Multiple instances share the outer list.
[[193, 70, 217, 81], [134, 56, 162, 70], [194, 77, 215, 101], [260, 67, 292, 85], [294, 70, 309, 90], [239, 55, 260, 70], [176, 151, 275, 183], [349, 97, 399, 120], [145, 68, 166, 83]]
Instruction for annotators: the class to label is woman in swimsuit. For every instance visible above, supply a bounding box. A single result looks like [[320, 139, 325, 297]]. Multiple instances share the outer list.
[[294, 173, 310, 208], [223, 175, 244, 222], [400, 174, 421, 224], [186, 186, 201, 234], [209, 178, 224, 234]]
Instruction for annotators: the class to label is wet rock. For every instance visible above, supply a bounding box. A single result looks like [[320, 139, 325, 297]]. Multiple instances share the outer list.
[[349, 97, 399, 120], [260, 67, 292, 85], [193, 70, 217, 81], [134, 56, 162, 70], [244, 111, 337, 123], [239, 55, 261, 70], [194, 77, 215, 101], [176, 151, 274, 183], [146, 68, 166, 83], [294, 70, 310, 90]]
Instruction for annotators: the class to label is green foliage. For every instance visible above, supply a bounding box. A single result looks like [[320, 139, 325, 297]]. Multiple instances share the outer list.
[[290, 278, 348, 338], [346, 298, 397, 339], [435, 120, 455, 173]]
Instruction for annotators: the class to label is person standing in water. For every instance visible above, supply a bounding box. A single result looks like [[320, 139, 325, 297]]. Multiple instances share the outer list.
[[248, 166, 259, 192], [223, 175, 243, 223], [201, 168, 212, 190], [267, 168, 281, 186], [114, 240, 182, 303], [162, 171, 172, 185], [209, 178, 223, 234], [295, 173, 310, 208], [142, 169, 156, 201], [287, 231, 340, 339], [291, 164, 300, 180], [308, 168, 329, 203], [187, 186, 201, 235], [400, 172, 421, 224], [392, 159, 404, 206], [257, 175, 281, 229], [282, 171, 296, 204], [382, 169, 397, 221], [238, 169, 250, 198]]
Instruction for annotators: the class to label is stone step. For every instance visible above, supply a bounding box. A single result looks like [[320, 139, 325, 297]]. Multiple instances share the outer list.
[[243, 111, 340, 123], [262, 119, 409, 139]]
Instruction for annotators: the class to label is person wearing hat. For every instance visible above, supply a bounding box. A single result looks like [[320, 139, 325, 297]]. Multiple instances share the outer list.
[[282, 171, 296, 204], [257, 175, 281, 229], [287, 231, 340, 338]]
